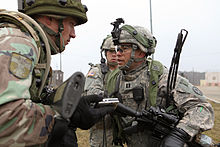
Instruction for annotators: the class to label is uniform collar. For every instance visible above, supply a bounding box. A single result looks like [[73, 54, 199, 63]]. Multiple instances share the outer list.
[[122, 62, 147, 81]]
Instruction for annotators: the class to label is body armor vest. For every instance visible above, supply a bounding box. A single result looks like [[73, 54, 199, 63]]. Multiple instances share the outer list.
[[119, 63, 149, 111], [118, 59, 164, 110], [111, 60, 164, 146]]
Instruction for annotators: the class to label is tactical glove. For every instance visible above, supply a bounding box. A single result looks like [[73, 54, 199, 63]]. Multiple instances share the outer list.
[[60, 127, 78, 147], [160, 128, 190, 147], [46, 118, 69, 147], [70, 95, 114, 130]]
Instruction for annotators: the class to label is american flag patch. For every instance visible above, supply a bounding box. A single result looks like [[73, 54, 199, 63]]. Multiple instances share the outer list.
[[87, 71, 96, 77]]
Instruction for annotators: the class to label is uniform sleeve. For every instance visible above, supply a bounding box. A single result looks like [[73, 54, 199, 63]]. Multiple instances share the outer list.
[[174, 75, 214, 137], [0, 99, 55, 146], [158, 67, 214, 138], [0, 27, 55, 146], [0, 27, 39, 103], [84, 64, 104, 96]]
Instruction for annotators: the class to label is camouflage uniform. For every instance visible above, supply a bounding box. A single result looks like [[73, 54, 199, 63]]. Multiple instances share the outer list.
[[115, 62, 214, 147], [0, 0, 87, 146], [83, 64, 113, 147], [84, 64, 105, 96], [0, 24, 56, 146], [84, 36, 119, 147], [110, 25, 214, 147]]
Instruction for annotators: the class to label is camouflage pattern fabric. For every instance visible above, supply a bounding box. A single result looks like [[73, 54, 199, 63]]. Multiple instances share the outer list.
[[119, 25, 156, 54], [84, 64, 104, 96], [0, 26, 55, 146], [115, 61, 214, 147], [90, 115, 114, 147], [84, 64, 115, 147]]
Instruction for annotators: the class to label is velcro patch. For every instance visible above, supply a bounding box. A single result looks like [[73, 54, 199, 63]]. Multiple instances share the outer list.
[[87, 71, 96, 77], [9, 52, 32, 79], [192, 86, 203, 96]]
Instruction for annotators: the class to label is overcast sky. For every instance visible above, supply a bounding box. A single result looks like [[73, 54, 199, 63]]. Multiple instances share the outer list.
[[2, 0, 220, 80]]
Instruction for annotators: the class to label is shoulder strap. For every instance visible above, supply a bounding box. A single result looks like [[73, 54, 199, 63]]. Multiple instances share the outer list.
[[0, 10, 51, 96], [148, 59, 164, 107], [106, 68, 120, 97], [0, 10, 41, 61]]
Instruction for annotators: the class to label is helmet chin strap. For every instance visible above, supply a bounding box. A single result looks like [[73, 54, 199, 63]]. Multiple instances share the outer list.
[[119, 44, 145, 71], [57, 19, 65, 52], [107, 62, 118, 66]]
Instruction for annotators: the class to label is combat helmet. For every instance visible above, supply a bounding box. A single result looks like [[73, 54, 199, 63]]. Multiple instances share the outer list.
[[101, 35, 115, 51], [18, 0, 87, 26], [119, 25, 157, 55], [117, 25, 157, 70]]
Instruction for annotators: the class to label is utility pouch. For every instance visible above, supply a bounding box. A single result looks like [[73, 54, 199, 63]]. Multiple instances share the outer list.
[[132, 86, 144, 104]]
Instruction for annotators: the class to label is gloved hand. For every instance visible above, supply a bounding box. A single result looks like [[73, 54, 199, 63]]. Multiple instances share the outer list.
[[47, 120, 78, 147], [160, 128, 190, 147], [47, 118, 69, 147], [70, 95, 114, 130]]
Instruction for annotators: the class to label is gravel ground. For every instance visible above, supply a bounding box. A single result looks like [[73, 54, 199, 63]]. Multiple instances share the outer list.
[[197, 86, 220, 103]]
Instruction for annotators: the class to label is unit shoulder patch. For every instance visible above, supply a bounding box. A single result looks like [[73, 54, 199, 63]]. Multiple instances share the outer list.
[[9, 52, 32, 79], [192, 86, 203, 96]]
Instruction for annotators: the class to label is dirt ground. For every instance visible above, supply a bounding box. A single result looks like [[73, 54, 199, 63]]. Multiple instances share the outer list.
[[197, 86, 220, 103]]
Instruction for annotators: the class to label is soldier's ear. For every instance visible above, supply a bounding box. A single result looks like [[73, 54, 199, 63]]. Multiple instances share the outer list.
[[45, 16, 53, 25], [138, 50, 146, 58]]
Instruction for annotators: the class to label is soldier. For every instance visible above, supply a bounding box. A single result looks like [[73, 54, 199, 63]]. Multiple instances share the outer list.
[[84, 35, 119, 96], [108, 24, 214, 147], [0, 0, 114, 146], [83, 35, 120, 147]]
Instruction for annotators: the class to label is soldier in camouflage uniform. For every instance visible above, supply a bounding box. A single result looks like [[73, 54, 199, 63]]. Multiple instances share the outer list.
[[108, 24, 214, 147], [0, 1, 114, 146], [83, 35, 120, 147], [84, 35, 119, 96]]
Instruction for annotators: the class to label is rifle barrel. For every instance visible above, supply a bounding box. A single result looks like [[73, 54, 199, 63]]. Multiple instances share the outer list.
[[116, 103, 141, 117]]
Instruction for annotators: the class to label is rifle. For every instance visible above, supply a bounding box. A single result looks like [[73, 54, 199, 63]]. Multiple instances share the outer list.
[[114, 102, 217, 147]]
